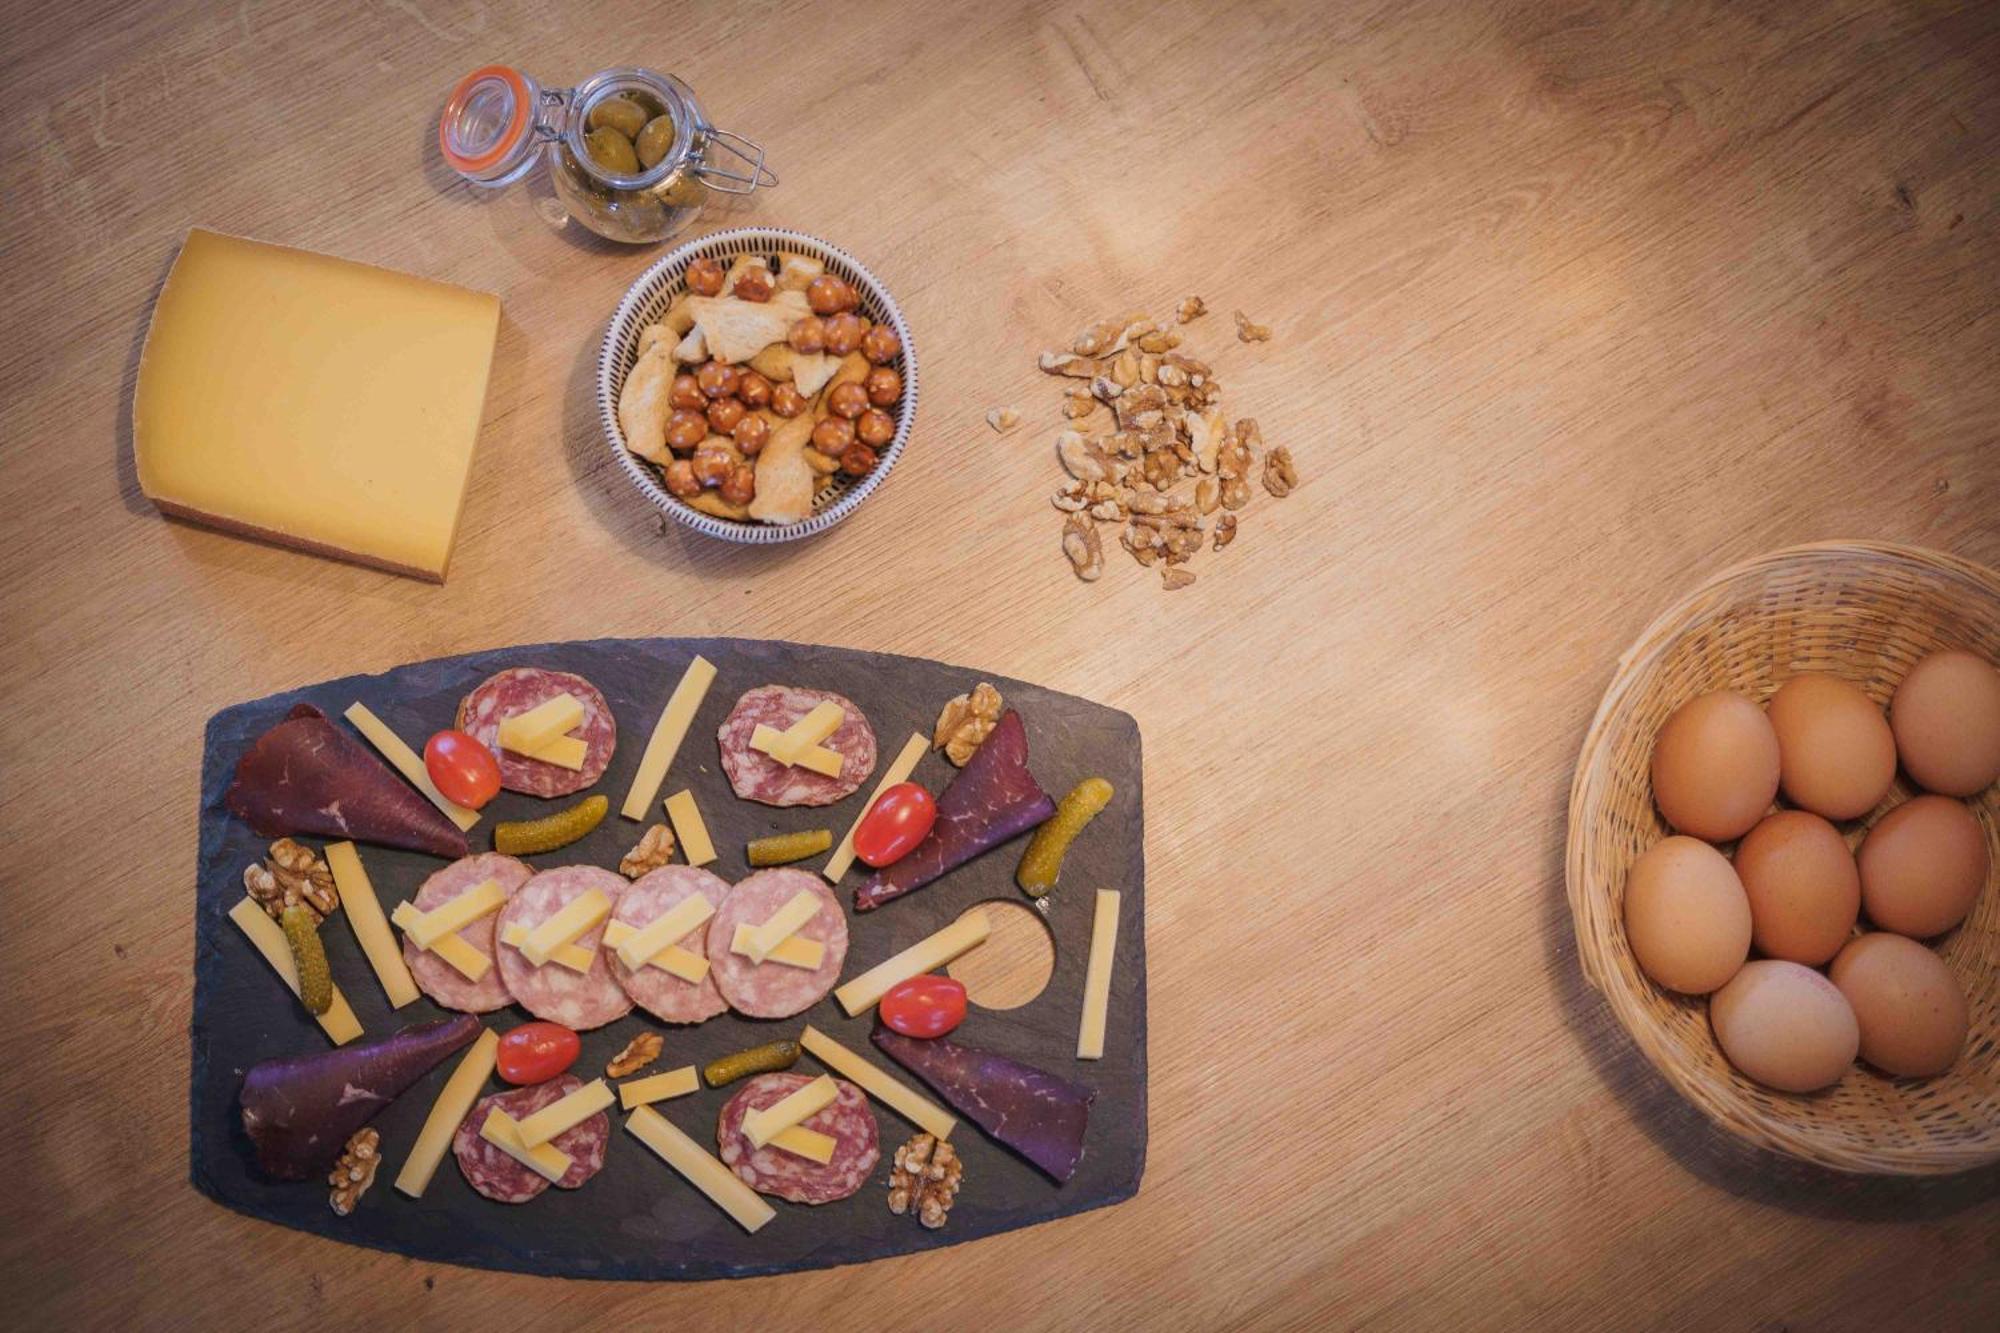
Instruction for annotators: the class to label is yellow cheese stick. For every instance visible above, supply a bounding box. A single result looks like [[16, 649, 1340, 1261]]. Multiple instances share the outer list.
[[480, 1109, 571, 1182], [600, 921, 709, 983], [521, 888, 611, 966], [612, 894, 714, 971], [772, 701, 845, 759], [625, 1106, 775, 1234], [621, 656, 717, 820], [742, 1074, 837, 1149], [823, 732, 927, 881], [742, 889, 821, 965], [770, 1125, 837, 1164], [514, 1078, 615, 1149], [750, 724, 844, 777], [402, 879, 505, 949], [499, 922, 594, 974], [1077, 889, 1121, 1060], [324, 842, 418, 1008], [663, 789, 716, 866], [393, 901, 494, 981], [227, 898, 362, 1044], [728, 923, 825, 971], [798, 1026, 954, 1141], [496, 692, 583, 752], [834, 909, 991, 1016], [343, 702, 479, 830], [502, 731, 588, 771], [618, 1066, 700, 1109], [395, 1029, 498, 1198]]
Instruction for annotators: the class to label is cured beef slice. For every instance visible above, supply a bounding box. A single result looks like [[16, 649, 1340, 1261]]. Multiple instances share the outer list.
[[854, 710, 1055, 912], [239, 1015, 479, 1180], [716, 1073, 879, 1204], [225, 704, 468, 859], [872, 1029, 1094, 1184]]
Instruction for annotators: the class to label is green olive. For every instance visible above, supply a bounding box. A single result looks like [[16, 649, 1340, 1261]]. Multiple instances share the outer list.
[[635, 114, 677, 169], [584, 126, 640, 175], [587, 95, 649, 138]]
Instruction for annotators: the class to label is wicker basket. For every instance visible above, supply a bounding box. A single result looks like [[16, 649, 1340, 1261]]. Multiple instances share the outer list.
[[597, 227, 917, 544], [1567, 541, 2000, 1174]]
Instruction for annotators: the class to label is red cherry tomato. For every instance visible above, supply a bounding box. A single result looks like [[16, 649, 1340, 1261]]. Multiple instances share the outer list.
[[880, 975, 967, 1039], [854, 782, 937, 868], [424, 729, 501, 809], [496, 1022, 580, 1085]]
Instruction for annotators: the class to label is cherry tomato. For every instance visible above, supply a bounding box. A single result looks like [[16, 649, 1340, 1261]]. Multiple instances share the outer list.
[[496, 1022, 580, 1085], [854, 782, 937, 868], [880, 975, 967, 1039], [424, 729, 501, 809]]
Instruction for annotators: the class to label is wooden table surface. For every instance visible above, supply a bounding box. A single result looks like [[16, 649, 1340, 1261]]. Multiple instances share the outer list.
[[4, 0, 1996, 1326]]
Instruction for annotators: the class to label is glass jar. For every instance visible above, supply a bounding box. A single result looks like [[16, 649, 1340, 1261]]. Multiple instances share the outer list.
[[438, 64, 775, 244]]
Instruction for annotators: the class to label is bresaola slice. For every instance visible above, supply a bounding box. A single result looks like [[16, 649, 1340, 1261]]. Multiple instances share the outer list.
[[225, 704, 469, 859], [854, 710, 1055, 912], [872, 1028, 1095, 1183]]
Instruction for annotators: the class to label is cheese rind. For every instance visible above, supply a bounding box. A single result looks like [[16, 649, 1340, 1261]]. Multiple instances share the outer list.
[[343, 702, 480, 830], [771, 1125, 837, 1163], [324, 841, 419, 1008], [402, 879, 505, 949], [750, 725, 845, 777], [514, 1078, 615, 1148], [625, 1106, 776, 1233], [729, 923, 825, 970], [600, 921, 709, 982], [480, 1109, 572, 1182], [521, 888, 611, 966], [499, 922, 594, 974], [395, 1028, 498, 1197], [1077, 889, 1121, 1060], [743, 889, 822, 964], [618, 1066, 700, 1109], [228, 898, 363, 1044], [621, 656, 717, 820], [743, 1073, 838, 1148], [799, 1026, 955, 1140], [613, 894, 715, 971], [495, 693, 584, 752], [834, 910, 992, 1016], [395, 903, 494, 981], [824, 732, 928, 881], [664, 789, 716, 867]]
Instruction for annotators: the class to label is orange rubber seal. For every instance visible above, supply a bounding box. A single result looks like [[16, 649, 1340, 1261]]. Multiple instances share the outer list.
[[439, 64, 532, 175]]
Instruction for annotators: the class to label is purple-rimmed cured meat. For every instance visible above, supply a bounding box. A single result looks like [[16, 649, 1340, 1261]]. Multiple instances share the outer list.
[[494, 866, 632, 1030], [608, 865, 731, 1025], [717, 1072, 878, 1204], [400, 853, 532, 1013], [452, 1074, 610, 1203], [705, 868, 847, 1019], [717, 685, 877, 807], [457, 668, 617, 798], [873, 1029, 1095, 1183]]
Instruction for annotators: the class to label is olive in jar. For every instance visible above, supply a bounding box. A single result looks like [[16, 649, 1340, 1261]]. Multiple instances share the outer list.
[[827, 382, 869, 420], [856, 408, 895, 446], [864, 366, 902, 406], [634, 114, 676, 169], [584, 127, 640, 174], [587, 95, 651, 138]]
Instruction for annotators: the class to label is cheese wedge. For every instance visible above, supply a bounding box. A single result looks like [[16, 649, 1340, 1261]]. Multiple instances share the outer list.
[[599, 920, 709, 983], [799, 1026, 955, 1140], [344, 702, 480, 830], [480, 1109, 571, 1183], [729, 923, 825, 971], [824, 732, 927, 881], [514, 1078, 615, 1149], [624, 1106, 775, 1234], [495, 693, 584, 752], [401, 879, 505, 949], [394, 902, 494, 982], [742, 889, 822, 965], [834, 910, 991, 1016], [742, 1074, 837, 1149], [612, 894, 715, 972], [499, 922, 593, 974], [520, 889, 611, 966], [618, 1066, 700, 1109], [770, 1125, 837, 1164], [395, 1028, 498, 1197], [1077, 889, 1121, 1060], [324, 841, 418, 1008], [621, 656, 717, 820], [227, 898, 362, 1044], [664, 789, 716, 866], [750, 724, 845, 777]]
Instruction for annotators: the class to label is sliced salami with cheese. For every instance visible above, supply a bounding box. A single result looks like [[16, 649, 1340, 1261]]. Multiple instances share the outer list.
[[457, 667, 617, 798], [401, 853, 532, 1013], [717, 1072, 878, 1204], [494, 866, 633, 1031], [453, 1075, 609, 1203], [608, 865, 731, 1025], [706, 868, 847, 1019], [717, 685, 877, 807]]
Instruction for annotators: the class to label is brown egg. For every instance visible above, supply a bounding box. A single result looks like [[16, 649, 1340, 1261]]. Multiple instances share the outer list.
[[1623, 837, 1752, 994], [1830, 933, 1968, 1077], [1857, 795, 1990, 938], [1891, 649, 2000, 796], [1765, 673, 1896, 820], [1710, 960, 1859, 1092], [1733, 811, 1860, 965], [1650, 691, 1781, 842]]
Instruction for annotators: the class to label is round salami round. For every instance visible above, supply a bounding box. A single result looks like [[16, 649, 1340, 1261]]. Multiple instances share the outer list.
[[717, 1072, 879, 1204], [608, 865, 732, 1025], [495, 866, 633, 1030], [706, 868, 847, 1019], [457, 667, 617, 798], [401, 853, 532, 1013], [717, 685, 877, 807], [453, 1074, 609, 1203]]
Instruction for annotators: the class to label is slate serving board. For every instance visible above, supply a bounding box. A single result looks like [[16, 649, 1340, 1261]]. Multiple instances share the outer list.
[[189, 637, 1146, 1279]]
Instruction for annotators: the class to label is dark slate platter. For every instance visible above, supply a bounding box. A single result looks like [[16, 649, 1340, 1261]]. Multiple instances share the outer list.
[[188, 637, 1146, 1280]]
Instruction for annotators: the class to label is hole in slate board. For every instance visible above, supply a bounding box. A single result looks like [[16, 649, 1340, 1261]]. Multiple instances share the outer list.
[[948, 900, 1055, 1010]]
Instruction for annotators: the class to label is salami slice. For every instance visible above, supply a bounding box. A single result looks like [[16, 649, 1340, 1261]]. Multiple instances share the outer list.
[[457, 667, 617, 798], [705, 868, 847, 1019], [608, 865, 732, 1025], [717, 1073, 878, 1204], [453, 1075, 610, 1203], [401, 853, 532, 1013], [495, 866, 633, 1030], [717, 685, 877, 807]]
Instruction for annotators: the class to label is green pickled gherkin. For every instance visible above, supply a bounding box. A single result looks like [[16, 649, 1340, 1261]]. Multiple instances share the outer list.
[[494, 794, 608, 856], [281, 904, 332, 1014], [703, 1040, 802, 1088], [1016, 777, 1114, 897], [746, 828, 833, 867]]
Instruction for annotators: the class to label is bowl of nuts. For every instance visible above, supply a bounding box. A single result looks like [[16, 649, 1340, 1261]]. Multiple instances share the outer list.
[[600, 227, 917, 543]]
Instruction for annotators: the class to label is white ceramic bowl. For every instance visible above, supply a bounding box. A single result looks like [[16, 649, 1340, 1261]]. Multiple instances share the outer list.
[[597, 227, 918, 543]]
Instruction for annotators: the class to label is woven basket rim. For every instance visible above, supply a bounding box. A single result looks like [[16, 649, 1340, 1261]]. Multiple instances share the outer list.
[[1566, 540, 2000, 1175]]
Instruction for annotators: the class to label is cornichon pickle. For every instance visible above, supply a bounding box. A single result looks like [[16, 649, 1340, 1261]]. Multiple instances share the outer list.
[[703, 1040, 802, 1087], [494, 794, 608, 856], [281, 904, 332, 1014], [746, 828, 833, 867], [634, 113, 676, 169], [1016, 777, 1114, 897], [586, 95, 649, 137], [584, 126, 639, 175]]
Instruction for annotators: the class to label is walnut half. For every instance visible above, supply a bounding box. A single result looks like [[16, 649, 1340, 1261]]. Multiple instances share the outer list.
[[888, 1133, 963, 1229], [245, 839, 338, 923], [619, 824, 676, 878], [328, 1128, 380, 1217], [606, 1031, 663, 1078], [934, 682, 1003, 766]]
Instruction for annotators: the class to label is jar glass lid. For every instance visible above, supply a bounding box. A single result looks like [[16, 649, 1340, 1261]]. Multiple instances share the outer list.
[[440, 65, 540, 186]]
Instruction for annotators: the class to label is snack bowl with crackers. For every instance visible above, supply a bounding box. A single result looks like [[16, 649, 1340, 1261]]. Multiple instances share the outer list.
[[600, 228, 918, 543]]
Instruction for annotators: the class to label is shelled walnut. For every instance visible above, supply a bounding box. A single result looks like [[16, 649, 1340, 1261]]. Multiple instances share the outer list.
[[244, 839, 338, 922], [619, 824, 676, 878], [328, 1128, 380, 1216], [888, 1133, 963, 1229], [934, 682, 1003, 766], [606, 1031, 663, 1078]]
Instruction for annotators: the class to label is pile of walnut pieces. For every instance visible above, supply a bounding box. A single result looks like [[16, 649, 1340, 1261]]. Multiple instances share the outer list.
[[1042, 300, 1295, 589], [888, 1133, 962, 1229]]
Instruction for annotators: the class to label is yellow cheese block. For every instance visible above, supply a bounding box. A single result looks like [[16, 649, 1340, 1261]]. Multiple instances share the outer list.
[[799, 1026, 954, 1141], [344, 703, 480, 831], [401, 879, 505, 949], [625, 1106, 775, 1234], [742, 889, 822, 965], [729, 922, 825, 971], [663, 789, 716, 867], [750, 724, 845, 777], [395, 1029, 498, 1198], [133, 229, 500, 581], [621, 656, 717, 820], [600, 921, 709, 982], [324, 842, 419, 1008], [742, 1074, 837, 1149], [514, 1078, 615, 1149], [392, 901, 492, 982], [618, 1066, 700, 1109], [496, 693, 584, 752], [824, 732, 928, 881], [521, 888, 611, 966], [480, 1109, 571, 1183], [227, 898, 362, 1044], [770, 1125, 837, 1164], [1077, 889, 1121, 1060], [499, 922, 594, 974], [835, 909, 991, 1016]]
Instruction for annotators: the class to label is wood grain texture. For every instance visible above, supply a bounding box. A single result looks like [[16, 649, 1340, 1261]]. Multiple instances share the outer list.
[[1, 0, 1995, 1326]]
